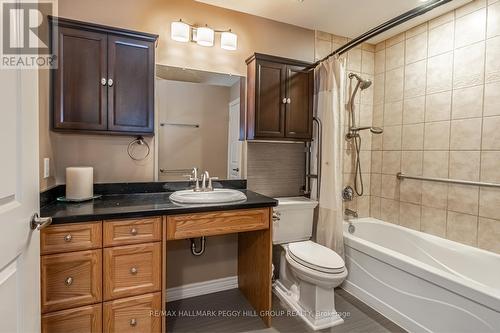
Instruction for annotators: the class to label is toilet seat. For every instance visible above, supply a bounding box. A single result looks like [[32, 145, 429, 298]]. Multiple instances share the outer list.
[[288, 241, 345, 274]]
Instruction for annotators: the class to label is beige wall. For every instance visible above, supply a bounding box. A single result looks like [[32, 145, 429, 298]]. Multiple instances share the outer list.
[[157, 80, 230, 180], [57, 0, 315, 76], [167, 235, 237, 288], [314, 31, 376, 218], [39, 0, 316, 191], [369, 0, 500, 254]]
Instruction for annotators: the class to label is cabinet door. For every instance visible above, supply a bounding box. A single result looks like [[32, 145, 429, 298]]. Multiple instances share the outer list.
[[41, 250, 102, 313], [107, 36, 155, 134], [254, 60, 286, 138], [53, 27, 107, 130], [285, 65, 313, 140]]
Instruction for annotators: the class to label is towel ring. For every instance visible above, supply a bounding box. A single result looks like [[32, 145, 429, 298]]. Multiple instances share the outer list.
[[127, 136, 150, 161]]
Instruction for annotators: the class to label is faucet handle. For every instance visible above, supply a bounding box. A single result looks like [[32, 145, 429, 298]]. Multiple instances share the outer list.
[[207, 177, 219, 191]]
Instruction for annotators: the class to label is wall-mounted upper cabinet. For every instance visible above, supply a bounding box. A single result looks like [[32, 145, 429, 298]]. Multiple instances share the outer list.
[[50, 17, 158, 136], [244, 53, 313, 141]]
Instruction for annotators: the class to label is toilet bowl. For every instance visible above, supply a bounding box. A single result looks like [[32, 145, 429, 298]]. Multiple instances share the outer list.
[[272, 197, 347, 330]]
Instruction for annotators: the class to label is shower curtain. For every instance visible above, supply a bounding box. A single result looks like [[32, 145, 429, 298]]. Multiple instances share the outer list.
[[311, 56, 346, 258]]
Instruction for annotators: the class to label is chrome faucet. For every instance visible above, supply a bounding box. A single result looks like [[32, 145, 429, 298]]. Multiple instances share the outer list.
[[201, 171, 211, 191], [345, 208, 358, 234], [344, 208, 358, 219], [191, 167, 201, 192]]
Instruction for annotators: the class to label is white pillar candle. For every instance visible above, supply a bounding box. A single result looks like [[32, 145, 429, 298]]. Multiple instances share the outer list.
[[66, 167, 94, 200]]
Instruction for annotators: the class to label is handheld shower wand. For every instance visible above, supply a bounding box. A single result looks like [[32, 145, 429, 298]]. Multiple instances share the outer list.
[[347, 73, 383, 196]]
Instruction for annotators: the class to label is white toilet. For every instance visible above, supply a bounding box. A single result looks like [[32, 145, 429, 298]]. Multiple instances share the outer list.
[[272, 197, 347, 330]]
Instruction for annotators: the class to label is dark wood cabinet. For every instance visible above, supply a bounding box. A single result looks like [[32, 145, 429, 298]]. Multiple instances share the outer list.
[[53, 27, 108, 131], [107, 36, 155, 133], [50, 17, 158, 136], [245, 53, 313, 141]]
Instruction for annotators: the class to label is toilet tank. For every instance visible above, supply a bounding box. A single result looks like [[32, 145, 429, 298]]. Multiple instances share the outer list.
[[273, 197, 319, 244]]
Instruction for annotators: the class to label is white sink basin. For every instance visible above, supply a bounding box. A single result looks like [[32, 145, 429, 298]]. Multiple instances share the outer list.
[[169, 189, 247, 204]]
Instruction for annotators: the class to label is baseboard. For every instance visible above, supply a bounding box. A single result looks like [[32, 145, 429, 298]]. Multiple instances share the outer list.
[[166, 276, 239, 302]]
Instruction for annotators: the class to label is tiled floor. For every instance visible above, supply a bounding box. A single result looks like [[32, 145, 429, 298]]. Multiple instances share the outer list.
[[166, 288, 406, 333]]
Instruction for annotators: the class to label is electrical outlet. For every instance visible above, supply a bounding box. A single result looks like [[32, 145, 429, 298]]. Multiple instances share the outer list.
[[43, 158, 50, 179]]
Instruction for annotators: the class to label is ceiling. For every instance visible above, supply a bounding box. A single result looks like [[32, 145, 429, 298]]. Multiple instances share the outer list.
[[156, 64, 241, 87], [196, 0, 471, 43]]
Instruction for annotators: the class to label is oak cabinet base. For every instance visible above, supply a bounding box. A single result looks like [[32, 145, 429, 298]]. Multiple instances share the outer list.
[[103, 292, 162, 333], [41, 304, 102, 333]]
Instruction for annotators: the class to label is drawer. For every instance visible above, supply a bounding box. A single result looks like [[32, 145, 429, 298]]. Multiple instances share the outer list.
[[103, 217, 161, 247], [166, 208, 270, 240], [41, 221, 102, 255], [103, 292, 162, 333], [41, 250, 102, 313], [103, 243, 161, 300], [41, 304, 102, 333]]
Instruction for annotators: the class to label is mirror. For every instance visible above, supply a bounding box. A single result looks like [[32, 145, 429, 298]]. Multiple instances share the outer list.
[[156, 65, 243, 181]]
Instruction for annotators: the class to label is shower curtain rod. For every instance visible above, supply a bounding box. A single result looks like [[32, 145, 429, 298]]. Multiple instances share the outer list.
[[312, 0, 452, 66]]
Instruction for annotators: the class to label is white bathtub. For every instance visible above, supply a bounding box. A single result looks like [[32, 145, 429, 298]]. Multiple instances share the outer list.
[[342, 217, 500, 333]]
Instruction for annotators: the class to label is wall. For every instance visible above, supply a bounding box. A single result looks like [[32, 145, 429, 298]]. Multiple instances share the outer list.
[[39, 0, 316, 192], [246, 142, 306, 197], [314, 31, 376, 217], [157, 80, 230, 180], [369, 0, 500, 254], [56, 0, 315, 77]]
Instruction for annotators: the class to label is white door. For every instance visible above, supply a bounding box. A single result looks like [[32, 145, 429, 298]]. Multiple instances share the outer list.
[[0, 7, 41, 333], [227, 99, 242, 179]]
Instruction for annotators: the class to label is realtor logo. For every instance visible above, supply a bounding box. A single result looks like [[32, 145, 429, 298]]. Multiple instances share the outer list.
[[1, 0, 57, 68]]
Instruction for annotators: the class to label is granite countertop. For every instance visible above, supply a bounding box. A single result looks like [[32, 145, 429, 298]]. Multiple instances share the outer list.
[[40, 189, 278, 224]]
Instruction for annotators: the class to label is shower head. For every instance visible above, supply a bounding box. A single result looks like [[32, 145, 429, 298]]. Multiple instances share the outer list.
[[348, 73, 372, 90]]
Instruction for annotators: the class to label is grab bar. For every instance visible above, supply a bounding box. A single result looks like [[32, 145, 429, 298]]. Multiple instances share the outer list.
[[397, 172, 500, 189], [305, 117, 322, 199], [160, 123, 199, 128], [160, 168, 193, 174]]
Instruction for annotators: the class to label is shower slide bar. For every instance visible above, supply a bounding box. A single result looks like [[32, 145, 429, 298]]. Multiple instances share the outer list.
[[397, 172, 500, 189]]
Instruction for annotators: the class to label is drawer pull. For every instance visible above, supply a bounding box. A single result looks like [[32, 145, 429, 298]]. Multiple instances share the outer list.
[[130, 228, 138, 236], [64, 276, 73, 286], [64, 234, 72, 242], [130, 267, 138, 275], [130, 318, 137, 327]]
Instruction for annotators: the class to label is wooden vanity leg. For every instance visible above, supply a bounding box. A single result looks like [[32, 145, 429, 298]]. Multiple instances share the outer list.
[[237, 208, 272, 327], [162, 217, 167, 333]]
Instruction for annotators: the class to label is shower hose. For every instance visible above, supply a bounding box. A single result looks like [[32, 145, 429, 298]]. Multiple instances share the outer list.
[[353, 133, 364, 196]]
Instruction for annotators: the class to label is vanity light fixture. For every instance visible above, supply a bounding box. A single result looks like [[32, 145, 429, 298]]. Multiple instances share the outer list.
[[170, 19, 238, 51], [171, 20, 190, 42], [221, 30, 237, 50], [196, 26, 215, 47]]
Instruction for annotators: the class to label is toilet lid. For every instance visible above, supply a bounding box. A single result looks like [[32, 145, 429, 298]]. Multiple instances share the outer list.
[[288, 241, 345, 274]]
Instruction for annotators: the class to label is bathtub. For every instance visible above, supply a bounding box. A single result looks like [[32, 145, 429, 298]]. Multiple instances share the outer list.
[[342, 217, 500, 333]]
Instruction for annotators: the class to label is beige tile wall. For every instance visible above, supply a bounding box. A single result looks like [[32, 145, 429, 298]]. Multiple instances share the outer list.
[[370, 0, 500, 254], [315, 32, 375, 217]]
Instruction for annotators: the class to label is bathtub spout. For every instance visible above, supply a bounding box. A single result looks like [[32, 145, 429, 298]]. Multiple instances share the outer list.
[[344, 209, 358, 219]]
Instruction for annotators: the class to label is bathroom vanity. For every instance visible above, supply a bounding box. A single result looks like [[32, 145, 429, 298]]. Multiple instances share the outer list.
[[39, 185, 277, 333]]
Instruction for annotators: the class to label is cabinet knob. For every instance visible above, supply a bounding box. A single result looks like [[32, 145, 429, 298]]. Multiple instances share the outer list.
[[130, 228, 138, 236], [64, 276, 73, 286], [64, 234, 72, 242], [129, 318, 137, 327], [130, 267, 138, 275], [282, 98, 287, 104], [108, 78, 114, 87], [101, 78, 107, 86], [287, 98, 291, 104]]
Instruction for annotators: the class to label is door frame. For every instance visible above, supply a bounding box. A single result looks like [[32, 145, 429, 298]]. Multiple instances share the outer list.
[[227, 98, 241, 179]]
